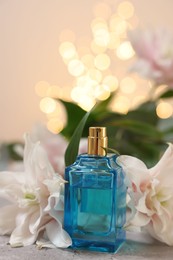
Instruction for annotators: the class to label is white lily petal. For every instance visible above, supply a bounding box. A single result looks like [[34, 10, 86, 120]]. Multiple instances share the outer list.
[[0, 188, 20, 203], [154, 211, 171, 234], [118, 142, 173, 245], [44, 194, 64, 226], [0, 132, 69, 249], [117, 155, 150, 192], [146, 217, 170, 245], [45, 194, 60, 213], [130, 211, 150, 227], [126, 198, 137, 225], [125, 223, 141, 232], [0, 172, 24, 202], [45, 220, 72, 248], [36, 238, 56, 249], [9, 210, 49, 248], [29, 209, 41, 234], [130, 59, 153, 78], [0, 171, 24, 187], [24, 134, 54, 186], [157, 187, 173, 202], [10, 212, 37, 247], [0, 205, 18, 235], [54, 195, 64, 212], [150, 143, 173, 179], [43, 176, 65, 196], [158, 172, 173, 187], [136, 193, 153, 216], [117, 155, 148, 171]]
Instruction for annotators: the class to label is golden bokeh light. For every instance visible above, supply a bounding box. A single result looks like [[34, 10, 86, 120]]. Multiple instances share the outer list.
[[71, 86, 84, 102], [40, 97, 57, 114], [93, 28, 110, 47], [94, 53, 111, 71], [47, 85, 63, 98], [91, 20, 110, 47], [46, 101, 67, 124], [117, 1, 135, 19], [71, 75, 98, 103], [90, 40, 107, 54], [59, 41, 77, 60], [103, 75, 119, 92], [68, 59, 85, 77], [35, 81, 50, 97], [153, 84, 168, 99], [37, 1, 142, 133], [108, 32, 120, 49], [156, 102, 173, 119], [109, 16, 127, 35], [77, 75, 98, 89], [116, 41, 135, 60], [93, 2, 112, 19], [94, 85, 111, 100], [132, 95, 146, 108], [91, 18, 107, 30], [47, 118, 64, 134], [92, 21, 108, 32], [120, 77, 136, 94], [78, 96, 96, 111], [111, 96, 130, 114], [88, 69, 102, 83], [59, 85, 72, 101], [81, 54, 95, 68]]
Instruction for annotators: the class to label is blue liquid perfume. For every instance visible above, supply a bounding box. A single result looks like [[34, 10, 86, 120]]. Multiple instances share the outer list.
[[64, 127, 126, 253]]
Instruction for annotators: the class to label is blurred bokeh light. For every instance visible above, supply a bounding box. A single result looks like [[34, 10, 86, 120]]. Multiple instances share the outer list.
[[34, 0, 173, 133]]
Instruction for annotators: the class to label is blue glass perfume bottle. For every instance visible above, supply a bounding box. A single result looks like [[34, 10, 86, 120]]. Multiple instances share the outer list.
[[64, 127, 126, 253]]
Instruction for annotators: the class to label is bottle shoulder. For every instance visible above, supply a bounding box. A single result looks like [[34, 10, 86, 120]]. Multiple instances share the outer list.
[[76, 153, 117, 160], [65, 153, 121, 172]]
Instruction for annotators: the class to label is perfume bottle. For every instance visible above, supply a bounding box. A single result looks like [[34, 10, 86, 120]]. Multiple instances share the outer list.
[[64, 127, 126, 253]]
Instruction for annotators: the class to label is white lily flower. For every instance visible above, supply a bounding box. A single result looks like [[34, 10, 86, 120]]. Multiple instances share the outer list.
[[117, 143, 173, 245], [129, 28, 173, 87], [0, 133, 72, 248]]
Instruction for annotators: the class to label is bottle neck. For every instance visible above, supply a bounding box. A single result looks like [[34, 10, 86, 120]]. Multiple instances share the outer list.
[[88, 137, 107, 156]]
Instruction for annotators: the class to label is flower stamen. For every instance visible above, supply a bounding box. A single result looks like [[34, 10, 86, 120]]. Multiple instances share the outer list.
[[24, 193, 36, 200]]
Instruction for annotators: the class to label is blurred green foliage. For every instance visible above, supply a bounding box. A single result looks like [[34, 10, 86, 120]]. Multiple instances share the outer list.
[[2, 90, 173, 169], [60, 93, 172, 167]]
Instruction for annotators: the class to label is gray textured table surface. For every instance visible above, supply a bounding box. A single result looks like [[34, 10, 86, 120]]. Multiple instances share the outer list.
[[1, 235, 173, 260]]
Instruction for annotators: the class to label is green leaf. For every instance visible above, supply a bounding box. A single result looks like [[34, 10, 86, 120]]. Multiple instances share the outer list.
[[110, 119, 163, 139], [7, 142, 24, 161], [127, 101, 158, 125], [102, 147, 120, 155], [59, 100, 86, 139], [162, 127, 173, 134], [159, 90, 173, 99], [65, 107, 93, 166], [92, 94, 113, 114]]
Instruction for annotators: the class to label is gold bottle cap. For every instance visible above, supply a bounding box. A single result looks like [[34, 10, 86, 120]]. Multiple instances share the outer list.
[[88, 127, 108, 156]]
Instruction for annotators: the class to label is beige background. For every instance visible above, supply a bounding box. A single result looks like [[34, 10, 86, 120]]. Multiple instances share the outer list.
[[0, 0, 173, 141]]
